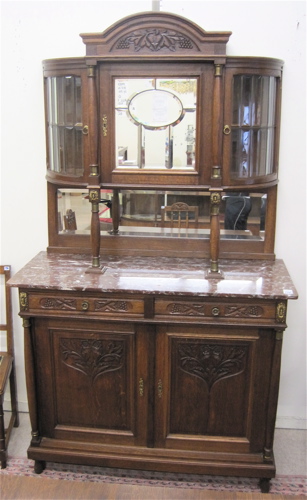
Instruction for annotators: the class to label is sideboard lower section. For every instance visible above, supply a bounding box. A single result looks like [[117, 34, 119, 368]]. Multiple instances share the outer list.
[[9, 254, 297, 493], [21, 298, 285, 484]]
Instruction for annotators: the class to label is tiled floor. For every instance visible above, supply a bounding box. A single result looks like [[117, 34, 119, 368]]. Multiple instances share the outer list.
[[6, 412, 307, 476]]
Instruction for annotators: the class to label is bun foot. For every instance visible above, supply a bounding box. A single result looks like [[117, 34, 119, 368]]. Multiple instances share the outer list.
[[34, 460, 46, 474], [259, 477, 271, 493]]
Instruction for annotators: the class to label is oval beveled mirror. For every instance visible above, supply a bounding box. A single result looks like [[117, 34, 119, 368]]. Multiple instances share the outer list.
[[128, 89, 184, 129]]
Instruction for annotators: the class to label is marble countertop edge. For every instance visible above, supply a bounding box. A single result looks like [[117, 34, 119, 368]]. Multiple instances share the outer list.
[[7, 252, 298, 300]]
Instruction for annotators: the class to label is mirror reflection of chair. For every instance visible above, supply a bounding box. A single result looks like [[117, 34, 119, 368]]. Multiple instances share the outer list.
[[0, 265, 19, 469], [64, 209, 77, 231], [161, 202, 199, 234]]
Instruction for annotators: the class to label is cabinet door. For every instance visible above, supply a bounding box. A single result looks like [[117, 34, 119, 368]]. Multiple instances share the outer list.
[[33, 318, 149, 447], [222, 64, 282, 187], [154, 324, 275, 454], [44, 68, 90, 184]]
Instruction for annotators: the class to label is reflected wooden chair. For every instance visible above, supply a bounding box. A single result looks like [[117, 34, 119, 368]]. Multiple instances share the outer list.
[[161, 202, 199, 234], [0, 265, 19, 468], [64, 209, 77, 230]]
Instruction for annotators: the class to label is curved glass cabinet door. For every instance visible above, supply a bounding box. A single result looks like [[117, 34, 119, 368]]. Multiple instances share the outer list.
[[44, 66, 90, 185], [46, 76, 83, 175], [223, 60, 283, 187], [231, 75, 277, 179]]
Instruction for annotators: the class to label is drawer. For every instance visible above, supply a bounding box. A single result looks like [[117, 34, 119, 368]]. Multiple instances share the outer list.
[[155, 298, 278, 323], [19, 291, 286, 325], [20, 292, 144, 317]]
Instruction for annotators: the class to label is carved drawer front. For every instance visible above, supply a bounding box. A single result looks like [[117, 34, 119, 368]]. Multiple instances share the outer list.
[[155, 298, 277, 322], [26, 293, 144, 317]]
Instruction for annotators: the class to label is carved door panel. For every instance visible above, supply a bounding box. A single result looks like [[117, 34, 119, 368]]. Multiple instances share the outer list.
[[154, 325, 274, 453], [33, 318, 149, 447]]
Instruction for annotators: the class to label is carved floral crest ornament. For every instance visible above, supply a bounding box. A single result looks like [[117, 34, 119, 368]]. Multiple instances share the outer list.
[[80, 12, 231, 58], [116, 29, 195, 52]]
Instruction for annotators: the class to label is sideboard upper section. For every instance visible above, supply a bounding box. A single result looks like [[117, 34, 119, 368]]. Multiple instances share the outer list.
[[42, 12, 284, 260]]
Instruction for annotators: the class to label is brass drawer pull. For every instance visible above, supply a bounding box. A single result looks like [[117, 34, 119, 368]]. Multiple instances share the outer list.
[[223, 124, 231, 135], [82, 125, 89, 135], [212, 307, 220, 316], [81, 301, 89, 311]]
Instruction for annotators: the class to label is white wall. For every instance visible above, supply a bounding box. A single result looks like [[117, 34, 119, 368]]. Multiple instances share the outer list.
[[1, 0, 306, 428]]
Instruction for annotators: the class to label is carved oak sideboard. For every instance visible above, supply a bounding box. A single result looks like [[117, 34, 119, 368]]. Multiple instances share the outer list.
[[9, 252, 297, 492], [9, 12, 298, 493]]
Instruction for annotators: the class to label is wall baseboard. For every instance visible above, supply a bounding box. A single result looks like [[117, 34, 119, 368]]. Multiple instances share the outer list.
[[276, 416, 307, 430], [5, 401, 307, 430], [4, 400, 29, 413]]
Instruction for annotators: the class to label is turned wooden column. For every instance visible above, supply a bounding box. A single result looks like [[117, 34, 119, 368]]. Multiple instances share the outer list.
[[207, 63, 224, 277], [22, 314, 40, 447], [264, 323, 285, 462], [211, 63, 223, 184], [86, 64, 102, 270]]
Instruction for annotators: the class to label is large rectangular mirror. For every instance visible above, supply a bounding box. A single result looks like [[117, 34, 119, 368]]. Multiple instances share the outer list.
[[115, 78, 197, 170], [56, 189, 266, 241]]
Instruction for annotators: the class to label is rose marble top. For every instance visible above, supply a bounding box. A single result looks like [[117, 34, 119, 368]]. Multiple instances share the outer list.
[[8, 251, 298, 300]]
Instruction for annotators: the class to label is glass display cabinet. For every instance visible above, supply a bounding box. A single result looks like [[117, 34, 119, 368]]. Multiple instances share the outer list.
[[43, 13, 283, 269], [9, 12, 297, 493]]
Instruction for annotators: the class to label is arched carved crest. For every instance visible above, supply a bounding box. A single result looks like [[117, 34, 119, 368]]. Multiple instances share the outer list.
[[80, 12, 231, 59]]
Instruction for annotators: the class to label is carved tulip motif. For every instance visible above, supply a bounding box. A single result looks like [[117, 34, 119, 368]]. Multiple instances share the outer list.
[[59, 338, 125, 423], [178, 342, 248, 390], [60, 338, 124, 383]]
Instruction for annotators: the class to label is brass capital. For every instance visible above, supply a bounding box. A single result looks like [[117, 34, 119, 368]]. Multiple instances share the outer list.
[[90, 164, 99, 176], [20, 292, 28, 311], [210, 192, 221, 205], [212, 166, 221, 179], [210, 192, 221, 215], [22, 318, 31, 328], [276, 301, 287, 323], [87, 66, 95, 78], [215, 64, 222, 77], [89, 189, 99, 203]]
